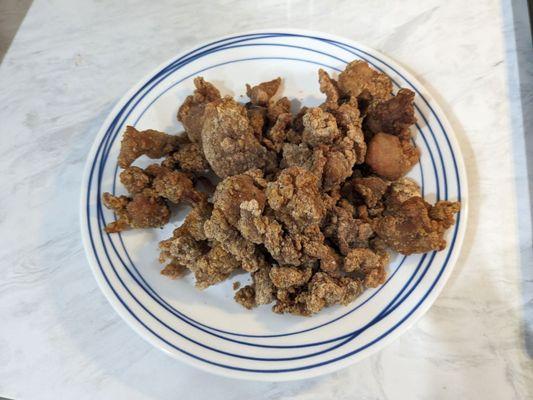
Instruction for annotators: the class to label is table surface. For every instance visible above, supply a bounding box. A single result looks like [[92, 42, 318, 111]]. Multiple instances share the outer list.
[[1, 0, 532, 399]]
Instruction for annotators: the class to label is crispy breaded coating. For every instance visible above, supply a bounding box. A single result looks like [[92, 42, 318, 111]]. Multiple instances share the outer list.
[[267, 97, 291, 124], [234, 285, 256, 309], [338, 60, 393, 101], [365, 132, 420, 180], [201, 97, 276, 178], [162, 141, 210, 173], [269, 265, 313, 289], [161, 262, 187, 279], [191, 243, 241, 289], [203, 173, 268, 272], [263, 113, 292, 152], [385, 178, 421, 211], [274, 272, 363, 316], [281, 143, 327, 181], [323, 200, 374, 255], [344, 247, 389, 287], [321, 143, 356, 191], [318, 69, 340, 110], [252, 266, 275, 305], [177, 77, 221, 143], [246, 105, 267, 139], [119, 166, 152, 194], [204, 208, 265, 272], [334, 102, 366, 164], [149, 165, 206, 204], [375, 197, 460, 254], [246, 77, 281, 106], [238, 199, 326, 267], [212, 173, 266, 226], [365, 89, 416, 138], [302, 107, 340, 146], [287, 104, 364, 191], [158, 201, 212, 271], [159, 224, 208, 267], [233, 266, 275, 308], [353, 176, 390, 208], [429, 201, 462, 229], [302, 273, 363, 314], [175, 200, 213, 243], [118, 126, 180, 168], [103, 192, 170, 233], [266, 167, 326, 233]]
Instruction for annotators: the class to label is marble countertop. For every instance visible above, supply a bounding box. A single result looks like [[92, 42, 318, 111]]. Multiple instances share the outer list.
[[1, 0, 532, 398]]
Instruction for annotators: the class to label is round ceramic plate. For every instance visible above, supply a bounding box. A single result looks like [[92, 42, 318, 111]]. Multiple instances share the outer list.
[[80, 29, 467, 381]]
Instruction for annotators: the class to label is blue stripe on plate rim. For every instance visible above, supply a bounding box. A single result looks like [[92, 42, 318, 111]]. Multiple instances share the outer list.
[[80, 30, 466, 377]]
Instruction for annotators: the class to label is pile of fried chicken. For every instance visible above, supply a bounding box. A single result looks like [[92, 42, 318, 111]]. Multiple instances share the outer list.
[[103, 60, 460, 316]]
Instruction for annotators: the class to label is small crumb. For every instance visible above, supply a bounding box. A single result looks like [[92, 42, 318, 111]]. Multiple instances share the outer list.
[[233, 281, 241, 290]]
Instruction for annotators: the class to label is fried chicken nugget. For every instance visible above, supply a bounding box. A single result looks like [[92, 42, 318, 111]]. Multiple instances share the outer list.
[[118, 126, 180, 168], [103, 191, 170, 233], [158, 201, 212, 271], [161, 141, 210, 174], [177, 77, 221, 143], [201, 97, 276, 178], [265, 166, 326, 233], [191, 243, 241, 289], [365, 88, 417, 138], [365, 132, 420, 180], [246, 77, 281, 106], [203, 172, 269, 272], [148, 165, 206, 204], [273, 272, 363, 315], [318, 69, 340, 110], [374, 196, 460, 254], [323, 199, 374, 255], [337, 60, 392, 101], [344, 247, 389, 288], [234, 265, 275, 308]]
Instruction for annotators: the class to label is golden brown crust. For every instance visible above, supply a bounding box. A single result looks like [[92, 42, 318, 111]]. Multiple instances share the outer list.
[[318, 69, 340, 110], [338, 60, 393, 101], [246, 77, 282, 106], [103, 192, 170, 233], [375, 197, 460, 254], [162, 141, 210, 173], [177, 77, 221, 143], [161, 262, 188, 279], [118, 126, 180, 168], [365, 132, 420, 180], [201, 97, 276, 178], [267, 97, 291, 124], [191, 243, 241, 289], [365, 88, 417, 138], [269, 265, 313, 289]]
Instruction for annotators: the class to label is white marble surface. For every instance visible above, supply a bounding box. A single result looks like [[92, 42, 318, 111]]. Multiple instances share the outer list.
[[0, 0, 532, 398]]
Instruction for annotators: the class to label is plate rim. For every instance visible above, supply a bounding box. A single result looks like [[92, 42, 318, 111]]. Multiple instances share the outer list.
[[80, 28, 469, 381]]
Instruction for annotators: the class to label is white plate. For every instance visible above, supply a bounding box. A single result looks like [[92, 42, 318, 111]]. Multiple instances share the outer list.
[[80, 29, 468, 381]]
